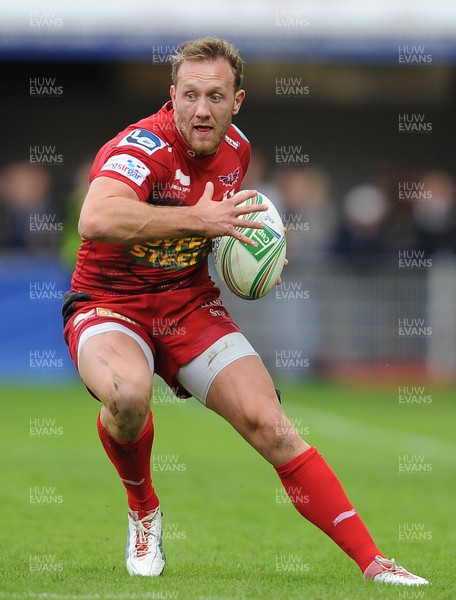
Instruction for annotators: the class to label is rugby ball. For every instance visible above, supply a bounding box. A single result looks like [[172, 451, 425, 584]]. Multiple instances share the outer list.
[[212, 192, 286, 300]]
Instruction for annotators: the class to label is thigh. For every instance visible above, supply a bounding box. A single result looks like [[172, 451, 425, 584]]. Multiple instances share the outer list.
[[78, 328, 153, 406], [205, 354, 309, 465], [205, 353, 280, 428]]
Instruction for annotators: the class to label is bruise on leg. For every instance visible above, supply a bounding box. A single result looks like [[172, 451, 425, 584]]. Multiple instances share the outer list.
[[93, 342, 126, 398]]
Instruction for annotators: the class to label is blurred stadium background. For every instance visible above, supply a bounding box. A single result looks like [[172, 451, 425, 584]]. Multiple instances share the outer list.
[[1, 0, 456, 386]]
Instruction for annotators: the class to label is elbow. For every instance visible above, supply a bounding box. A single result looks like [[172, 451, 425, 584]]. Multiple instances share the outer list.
[[78, 210, 103, 241]]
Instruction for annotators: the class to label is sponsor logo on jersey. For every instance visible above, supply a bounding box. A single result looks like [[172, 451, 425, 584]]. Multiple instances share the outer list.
[[73, 308, 95, 330], [224, 134, 240, 150], [126, 236, 211, 269], [169, 169, 191, 196], [175, 169, 191, 186], [95, 307, 138, 324], [101, 154, 150, 185], [219, 166, 240, 187], [117, 128, 167, 155]]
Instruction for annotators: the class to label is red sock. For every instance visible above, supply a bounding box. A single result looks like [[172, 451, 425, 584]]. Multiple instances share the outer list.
[[275, 447, 384, 573], [96, 411, 159, 518]]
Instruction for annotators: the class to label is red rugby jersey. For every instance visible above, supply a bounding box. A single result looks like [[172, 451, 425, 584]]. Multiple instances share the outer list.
[[71, 101, 250, 295]]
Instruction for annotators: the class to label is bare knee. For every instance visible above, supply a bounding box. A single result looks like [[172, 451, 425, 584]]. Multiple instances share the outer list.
[[102, 375, 152, 425], [92, 365, 152, 441]]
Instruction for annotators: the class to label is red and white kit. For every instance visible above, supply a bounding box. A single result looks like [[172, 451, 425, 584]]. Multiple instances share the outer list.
[[63, 101, 255, 397]]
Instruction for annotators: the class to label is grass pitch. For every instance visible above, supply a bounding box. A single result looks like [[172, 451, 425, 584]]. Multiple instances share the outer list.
[[0, 380, 454, 600]]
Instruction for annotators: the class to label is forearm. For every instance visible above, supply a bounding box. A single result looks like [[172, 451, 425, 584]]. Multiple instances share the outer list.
[[79, 193, 203, 244], [79, 178, 261, 246]]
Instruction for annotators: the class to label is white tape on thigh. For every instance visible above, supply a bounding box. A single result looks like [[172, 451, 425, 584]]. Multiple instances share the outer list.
[[77, 322, 154, 373], [176, 332, 259, 404]]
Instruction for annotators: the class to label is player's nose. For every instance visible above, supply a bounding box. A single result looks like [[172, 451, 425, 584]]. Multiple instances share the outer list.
[[194, 96, 211, 119]]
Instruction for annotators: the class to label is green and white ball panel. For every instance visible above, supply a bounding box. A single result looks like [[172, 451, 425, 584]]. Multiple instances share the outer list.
[[212, 193, 286, 300]]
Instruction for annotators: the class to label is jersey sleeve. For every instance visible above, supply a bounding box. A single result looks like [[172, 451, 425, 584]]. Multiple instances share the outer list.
[[90, 128, 172, 203], [229, 124, 251, 178], [240, 138, 251, 178]]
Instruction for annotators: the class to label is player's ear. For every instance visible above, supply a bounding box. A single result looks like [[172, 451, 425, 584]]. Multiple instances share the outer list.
[[232, 89, 245, 116], [170, 85, 176, 108]]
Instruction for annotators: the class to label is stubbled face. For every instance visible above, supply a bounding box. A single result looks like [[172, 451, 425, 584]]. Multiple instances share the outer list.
[[170, 58, 245, 156]]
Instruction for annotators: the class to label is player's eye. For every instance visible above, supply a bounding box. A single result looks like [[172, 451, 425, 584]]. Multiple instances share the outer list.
[[185, 92, 197, 101], [210, 94, 222, 102]]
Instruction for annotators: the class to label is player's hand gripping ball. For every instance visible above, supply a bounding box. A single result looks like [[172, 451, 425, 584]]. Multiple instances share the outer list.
[[212, 192, 286, 300]]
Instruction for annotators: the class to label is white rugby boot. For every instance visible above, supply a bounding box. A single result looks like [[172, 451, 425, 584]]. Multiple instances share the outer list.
[[364, 555, 429, 586], [125, 507, 165, 576]]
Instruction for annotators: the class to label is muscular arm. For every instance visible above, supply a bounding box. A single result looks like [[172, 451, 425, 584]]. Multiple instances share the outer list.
[[78, 177, 265, 245]]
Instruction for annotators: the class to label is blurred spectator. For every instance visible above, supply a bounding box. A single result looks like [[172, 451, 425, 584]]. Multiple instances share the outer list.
[[332, 183, 391, 267], [242, 149, 281, 205], [413, 170, 456, 254], [265, 165, 335, 378], [374, 162, 419, 251], [61, 160, 92, 270], [0, 161, 57, 250], [274, 166, 336, 264]]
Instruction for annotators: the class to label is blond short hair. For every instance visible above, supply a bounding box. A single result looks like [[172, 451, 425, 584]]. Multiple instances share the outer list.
[[170, 37, 244, 91]]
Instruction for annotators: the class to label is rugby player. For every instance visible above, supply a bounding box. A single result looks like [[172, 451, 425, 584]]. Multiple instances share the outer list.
[[63, 37, 428, 586]]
